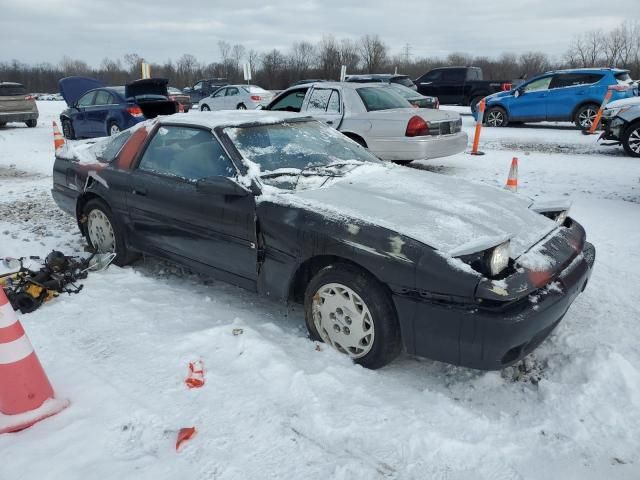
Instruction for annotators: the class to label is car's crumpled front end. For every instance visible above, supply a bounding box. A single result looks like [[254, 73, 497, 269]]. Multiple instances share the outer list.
[[399, 214, 595, 370]]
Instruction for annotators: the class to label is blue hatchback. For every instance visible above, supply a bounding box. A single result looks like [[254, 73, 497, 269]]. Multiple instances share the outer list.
[[59, 77, 176, 139], [475, 68, 638, 129]]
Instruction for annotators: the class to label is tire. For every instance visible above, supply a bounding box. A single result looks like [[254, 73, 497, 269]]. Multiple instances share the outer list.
[[344, 134, 367, 148], [108, 121, 121, 136], [621, 121, 640, 158], [184, 108, 190, 113], [200, 104, 210, 111], [0, 122, 6, 127], [392, 160, 412, 166], [25, 119, 37, 128], [485, 106, 508, 127], [574, 104, 600, 130], [81, 198, 137, 267], [237, 103, 247, 110], [304, 263, 401, 369], [61, 119, 75, 139]]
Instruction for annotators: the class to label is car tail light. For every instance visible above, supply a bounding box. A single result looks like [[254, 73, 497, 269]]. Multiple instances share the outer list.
[[405, 116, 429, 137], [250, 95, 262, 101], [127, 106, 144, 117], [501, 82, 512, 91], [609, 84, 631, 92], [24, 95, 35, 101]]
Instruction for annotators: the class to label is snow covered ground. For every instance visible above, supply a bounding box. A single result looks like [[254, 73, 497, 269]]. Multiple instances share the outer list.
[[1, 102, 639, 479]]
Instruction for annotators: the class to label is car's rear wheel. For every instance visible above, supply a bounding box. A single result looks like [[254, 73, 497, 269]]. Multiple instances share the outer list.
[[201, 104, 210, 111], [392, 160, 412, 166], [82, 198, 136, 267], [622, 121, 640, 157], [108, 122, 121, 136], [25, 119, 37, 128], [574, 104, 600, 130], [0, 122, 6, 128], [62, 119, 75, 139], [485, 106, 508, 127], [237, 103, 247, 110], [304, 263, 401, 369]]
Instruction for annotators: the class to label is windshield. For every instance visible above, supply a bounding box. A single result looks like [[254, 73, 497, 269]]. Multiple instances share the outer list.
[[356, 86, 412, 111], [0, 84, 26, 96], [224, 120, 379, 190], [389, 83, 419, 99]]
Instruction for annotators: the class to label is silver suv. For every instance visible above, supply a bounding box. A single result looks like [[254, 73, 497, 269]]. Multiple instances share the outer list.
[[0, 82, 39, 128]]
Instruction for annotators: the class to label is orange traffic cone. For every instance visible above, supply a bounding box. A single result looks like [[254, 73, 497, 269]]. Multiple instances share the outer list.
[[52, 121, 65, 152], [0, 289, 69, 434], [505, 157, 518, 192]]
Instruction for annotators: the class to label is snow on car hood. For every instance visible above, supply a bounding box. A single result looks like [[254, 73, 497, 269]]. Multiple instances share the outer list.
[[606, 96, 640, 109], [269, 164, 557, 259]]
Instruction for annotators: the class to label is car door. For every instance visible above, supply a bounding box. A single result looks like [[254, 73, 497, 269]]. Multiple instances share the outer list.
[[85, 90, 112, 136], [438, 68, 466, 104], [507, 75, 552, 121], [72, 91, 97, 137], [266, 88, 309, 112], [206, 87, 227, 110], [191, 81, 204, 102], [126, 125, 258, 284], [416, 69, 443, 98], [224, 87, 241, 109], [303, 88, 343, 127], [546, 73, 603, 121]]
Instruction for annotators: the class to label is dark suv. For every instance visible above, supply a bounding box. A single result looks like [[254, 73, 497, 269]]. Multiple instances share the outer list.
[[346, 74, 417, 91], [183, 78, 229, 104], [0, 82, 39, 128]]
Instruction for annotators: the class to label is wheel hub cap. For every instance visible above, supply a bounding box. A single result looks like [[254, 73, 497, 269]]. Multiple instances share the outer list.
[[629, 128, 640, 154], [487, 111, 503, 127], [311, 283, 375, 359], [87, 209, 116, 253], [579, 109, 597, 128]]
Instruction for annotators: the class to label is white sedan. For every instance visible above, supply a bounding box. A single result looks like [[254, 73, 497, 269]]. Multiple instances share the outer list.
[[200, 85, 274, 111], [265, 82, 467, 163]]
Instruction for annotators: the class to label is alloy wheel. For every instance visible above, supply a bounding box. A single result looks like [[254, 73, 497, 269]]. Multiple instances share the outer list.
[[109, 124, 120, 136], [486, 110, 505, 127], [87, 209, 116, 253], [578, 108, 597, 129], [311, 283, 375, 359], [628, 127, 640, 154]]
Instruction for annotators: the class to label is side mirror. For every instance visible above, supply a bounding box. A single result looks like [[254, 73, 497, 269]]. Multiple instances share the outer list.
[[514, 89, 522, 98], [196, 176, 249, 197]]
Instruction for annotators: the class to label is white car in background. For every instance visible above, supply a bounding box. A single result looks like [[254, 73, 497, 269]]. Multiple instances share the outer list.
[[200, 85, 274, 111], [265, 82, 467, 163]]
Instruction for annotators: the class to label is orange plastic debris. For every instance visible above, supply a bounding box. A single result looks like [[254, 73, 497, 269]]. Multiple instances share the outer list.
[[176, 426, 197, 451], [184, 360, 205, 389]]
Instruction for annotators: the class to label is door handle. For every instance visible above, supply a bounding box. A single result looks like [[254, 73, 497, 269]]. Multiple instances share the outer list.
[[132, 188, 147, 196], [326, 120, 334, 125]]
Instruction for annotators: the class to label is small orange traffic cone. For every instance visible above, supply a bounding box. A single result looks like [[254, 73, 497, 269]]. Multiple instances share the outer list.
[[0, 289, 69, 434], [505, 157, 518, 192], [52, 121, 65, 152]]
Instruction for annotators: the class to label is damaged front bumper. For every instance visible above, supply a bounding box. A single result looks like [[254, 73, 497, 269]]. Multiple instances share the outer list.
[[392, 220, 596, 370]]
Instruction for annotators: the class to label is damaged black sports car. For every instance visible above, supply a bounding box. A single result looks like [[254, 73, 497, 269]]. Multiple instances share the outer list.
[[51, 111, 595, 370]]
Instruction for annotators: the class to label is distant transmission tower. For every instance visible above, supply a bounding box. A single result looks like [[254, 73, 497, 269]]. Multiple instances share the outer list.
[[403, 43, 412, 64]]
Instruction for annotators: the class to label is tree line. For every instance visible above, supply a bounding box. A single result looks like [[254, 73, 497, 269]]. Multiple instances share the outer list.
[[1, 21, 638, 93]]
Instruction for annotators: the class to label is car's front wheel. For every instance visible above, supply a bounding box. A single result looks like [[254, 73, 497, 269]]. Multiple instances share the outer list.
[[25, 119, 37, 128], [237, 103, 247, 110], [304, 263, 401, 369], [485, 106, 508, 127], [575, 104, 600, 130], [82, 198, 136, 266], [622, 121, 640, 157], [201, 104, 210, 111]]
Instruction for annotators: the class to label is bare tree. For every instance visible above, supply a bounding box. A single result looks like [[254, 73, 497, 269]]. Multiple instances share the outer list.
[[358, 34, 388, 72], [318, 35, 341, 79], [289, 41, 316, 78], [339, 39, 360, 73], [518, 52, 550, 78]]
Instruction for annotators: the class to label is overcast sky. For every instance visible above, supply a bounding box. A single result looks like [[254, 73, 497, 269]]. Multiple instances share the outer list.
[[1, 0, 637, 66]]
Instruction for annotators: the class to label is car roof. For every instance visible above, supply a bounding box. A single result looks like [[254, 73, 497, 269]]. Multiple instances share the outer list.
[[157, 110, 311, 130], [347, 74, 409, 80], [542, 67, 629, 75], [288, 81, 396, 91]]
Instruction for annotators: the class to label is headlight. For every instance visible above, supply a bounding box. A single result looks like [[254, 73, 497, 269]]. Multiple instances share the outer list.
[[603, 107, 630, 118], [485, 241, 510, 276]]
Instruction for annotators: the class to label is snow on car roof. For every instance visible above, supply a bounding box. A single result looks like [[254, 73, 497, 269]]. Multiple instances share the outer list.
[[157, 110, 311, 129]]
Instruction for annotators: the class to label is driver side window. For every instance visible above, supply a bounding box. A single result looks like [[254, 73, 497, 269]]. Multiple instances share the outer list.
[[193, 82, 203, 91], [523, 76, 552, 92], [268, 88, 308, 112], [138, 126, 236, 181], [213, 88, 227, 98]]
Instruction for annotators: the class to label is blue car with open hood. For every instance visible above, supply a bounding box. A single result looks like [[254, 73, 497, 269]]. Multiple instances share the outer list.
[[473, 68, 637, 129], [59, 76, 177, 139]]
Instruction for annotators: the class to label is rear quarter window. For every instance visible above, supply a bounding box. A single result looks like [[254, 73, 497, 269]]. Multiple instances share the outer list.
[[615, 72, 632, 84], [392, 77, 416, 88], [356, 87, 412, 111], [0, 84, 26, 96]]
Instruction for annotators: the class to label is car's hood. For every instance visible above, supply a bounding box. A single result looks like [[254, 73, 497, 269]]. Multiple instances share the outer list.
[[283, 165, 557, 259], [58, 76, 105, 106], [125, 78, 169, 99], [606, 96, 640, 109]]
